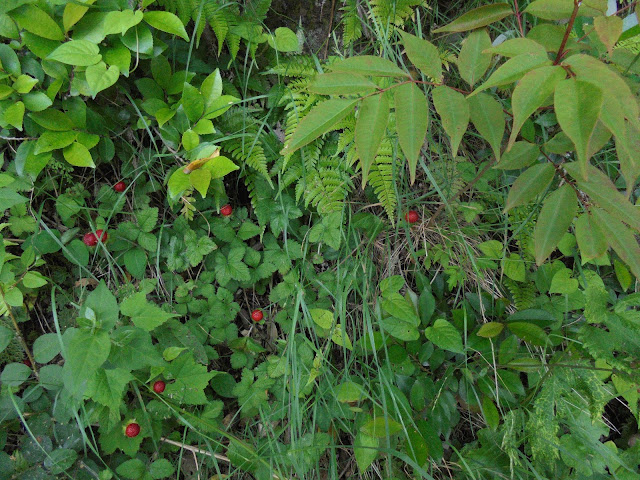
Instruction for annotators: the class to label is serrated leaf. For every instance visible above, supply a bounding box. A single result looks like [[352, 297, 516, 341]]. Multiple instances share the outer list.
[[432, 86, 469, 157], [575, 213, 608, 263], [47, 40, 102, 66], [468, 93, 505, 161], [433, 3, 513, 33], [472, 53, 551, 95], [144, 11, 189, 41], [308, 73, 378, 95], [124, 248, 147, 279], [534, 185, 578, 264], [282, 98, 358, 155], [329, 55, 407, 77], [457, 28, 492, 86], [394, 82, 429, 184], [424, 318, 464, 353], [509, 66, 566, 149], [121, 292, 178, 331], [400, 30, 442, 81], [564, 163, 640, 233], [554, 79, 603, 178], [504, 163, 555, 211], [356, 94, 389, 186], [591, 207, 640, 280]]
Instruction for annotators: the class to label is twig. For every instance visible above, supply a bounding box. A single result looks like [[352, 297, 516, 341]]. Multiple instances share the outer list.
[[513, 0, 525, 37], [0, 287, 38, 380], [553, 0, 581, 65], [322, 0, 338, 59]]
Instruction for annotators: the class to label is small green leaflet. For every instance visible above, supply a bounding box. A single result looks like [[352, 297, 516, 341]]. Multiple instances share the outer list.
[[432, 86, 469, 157], [355, 94, 389, 186], [47, 40, 102, 66], [508, 66, 566, 149], [457, 28, 492, 87], [86, 62, 120, 97], [120, 292, 178, 331], [399, 30, 442, 82], [425, 318, 464, 353], [575, 213, 608, 263], [282, 98, 359, 156], [468, 93, 505, 161], [554, 80, 603, 179], [63, 142, 94, 168], [534, 184, 578, 265], [591, 207, 640, 280], [143, 11, 189, 41], [308, 73, 378, 95], [504, 163, 555, 211], [433, 3, 513, 33], [495, 141, 539, 170], [472, 53, 551, 96], [266, 27, 299, 52], [394, 82, 429, 184]]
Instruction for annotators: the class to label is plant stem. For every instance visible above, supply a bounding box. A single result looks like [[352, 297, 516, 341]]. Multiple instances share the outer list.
[[0, 287, 38, 379], [554, 0, 581, 65], [513, 0, 525, 37]]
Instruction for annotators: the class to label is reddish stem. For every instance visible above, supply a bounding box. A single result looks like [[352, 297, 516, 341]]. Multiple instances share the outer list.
[[513, 0, 525, 37], [553, 0, 581, 65]]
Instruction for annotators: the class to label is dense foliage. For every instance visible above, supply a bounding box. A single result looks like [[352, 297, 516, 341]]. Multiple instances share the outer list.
[[1, 0, 639, 479]]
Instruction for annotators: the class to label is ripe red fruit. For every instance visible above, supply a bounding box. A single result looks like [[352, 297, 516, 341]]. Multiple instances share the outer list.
[[83, 232, 98, 247], [405, 210, 419, 224], [23, 358, 32, 368], [95, 229, 108, 242], [220, 204, 233, 217], [113, 181, 126, 193], [251, 309, 264, 322], [125, 422, 140, 438], [153, 380, 166, 393]]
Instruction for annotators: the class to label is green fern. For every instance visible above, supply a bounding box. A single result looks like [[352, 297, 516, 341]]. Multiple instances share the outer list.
[[504, 277, 536, 310], [370, 0, 426, 28], [368, 136, 397, 221], [341, 0, 363, 46]]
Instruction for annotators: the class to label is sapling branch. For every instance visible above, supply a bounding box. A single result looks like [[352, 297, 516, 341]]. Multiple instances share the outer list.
[[554, 0, 581, 65]]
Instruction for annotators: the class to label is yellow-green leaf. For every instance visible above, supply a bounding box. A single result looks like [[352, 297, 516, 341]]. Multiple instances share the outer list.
[[400, 30, 442, 82], [356, 94, 389, 186], [329, 55, 407, 77], [575, 213, 608, 263], [432, 86, 469, 157], [63, 142, 95, 168], [495, 141, 539, 170], [456, 28, 492, 87], [477, 322, 504, 338], [504, 163, 554, 211], [591, 207, 640, 280], [12, 5, 64, 41], [554, 79, 603, 179], [433, 3, 513, 33], [308, 73, 378, 95], [468, 93, 505, 161], [508, 66, 565, 149], [594, 15, 623, 55], [394, 82, 429, 184], [534, 185, 578, 265], [144, 11, 189, 41], [472, 53, 551, 96]]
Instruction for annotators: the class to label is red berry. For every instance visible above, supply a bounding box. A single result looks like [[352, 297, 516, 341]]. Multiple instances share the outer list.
[[23, 358, 32, 368], [405, 210, 419, 224], [114, 181, 126, 193], [251, 309, 264, 322], [83, 232, 98, 247], [220, 204, 233, 217], [153, 380, 166, 393], [95, 229, 108, 242], [125, 422, 140, 438]]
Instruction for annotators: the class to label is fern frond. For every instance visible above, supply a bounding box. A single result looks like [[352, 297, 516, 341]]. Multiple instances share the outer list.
[[266, 56, 317, 77], [341, 0, 362, 46], [370, 0, 425, 30], [368, 136, 397, 221], [504, 277, 535, 310]]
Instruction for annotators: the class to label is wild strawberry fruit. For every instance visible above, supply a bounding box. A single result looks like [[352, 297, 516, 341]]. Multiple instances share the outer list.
[[405, 210, 419, 224], [95, 229, 108, 242], [153, 380, 166, 393], [125, 422, 140, 438], [220, 204, 233, 217], [113, 181, 126, 193], [251, 309, 264, 322], [83, 232, 98, 247]]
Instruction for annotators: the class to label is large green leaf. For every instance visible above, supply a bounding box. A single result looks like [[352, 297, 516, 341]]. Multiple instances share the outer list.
[[281, 98, 358, 155], [48, 40, 102, 66], [86, 62, 119, 97], [63, 142, 94, 168], [456, 28, 492, 87], [12, 5, 64, 40], [433, 3, 513, 33], [356, 94, 389, 186], [591, 207, 640, 280], [399, 30, 442, 81], [144, 11, 189, 41], [509, 66, 566, 148], [424, 318, 464, 353], [484, 38, 548, 58], [432, 86, 469, 157], [495, 141, 539, 170], [534, 184, 578, 264], [504, 163, 555, 211], [308, 73, 378, 95], [329, 56, 407, 77], [564, 163, 640, 233], [524, 0, 606, 20], [354, 432, 379, 473], [394, 82, 429, 184], [468, 93, 505, 161], [554, 79, 603, 178], [472, 53, 551, 95], [594, 15, 623, 55], [574, 213, 607, 263], [63, 329, 111, 396]]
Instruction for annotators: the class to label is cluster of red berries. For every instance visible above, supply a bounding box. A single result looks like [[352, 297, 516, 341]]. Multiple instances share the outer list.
[[82, 229, 108, 247]]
